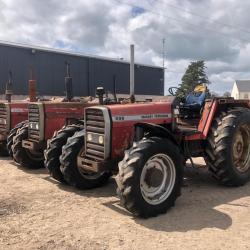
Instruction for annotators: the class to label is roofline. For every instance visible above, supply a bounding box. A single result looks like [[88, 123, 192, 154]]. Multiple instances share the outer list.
[[0, 40, 163, 70], [233, 82, 239, 92], [234, 80, 250, 92]]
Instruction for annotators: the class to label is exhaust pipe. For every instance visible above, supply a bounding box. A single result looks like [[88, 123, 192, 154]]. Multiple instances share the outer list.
[[29, 67, 37, 102], [113, 75, 117, 102], [5, 70, 13, 103], [129, 44, 135, 103], [96, 87, 105, 105], [65, 62, 73, 101]]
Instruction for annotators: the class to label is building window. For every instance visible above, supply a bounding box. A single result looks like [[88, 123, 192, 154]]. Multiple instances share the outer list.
[[244, 93, 249, 99]]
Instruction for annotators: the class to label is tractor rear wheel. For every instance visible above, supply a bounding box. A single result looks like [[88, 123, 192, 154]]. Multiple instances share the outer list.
[[205, 108, 250, 186], [44, 124, 83, 182], [7, 120, 28, 158], [115, 137, 183, 218], [60, 129, 111, 189], [12, 124, 44, 169]]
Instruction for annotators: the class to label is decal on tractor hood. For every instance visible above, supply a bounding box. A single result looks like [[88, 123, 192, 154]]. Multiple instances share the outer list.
[[112, 113, 172, 122], [11, 108, 28, 113]]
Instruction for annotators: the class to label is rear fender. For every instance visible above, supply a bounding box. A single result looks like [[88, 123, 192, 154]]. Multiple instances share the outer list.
[[134, 122, 178, 146]]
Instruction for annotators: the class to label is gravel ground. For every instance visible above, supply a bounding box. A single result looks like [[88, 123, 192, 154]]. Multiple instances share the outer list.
[[0, 157, 250, 250]]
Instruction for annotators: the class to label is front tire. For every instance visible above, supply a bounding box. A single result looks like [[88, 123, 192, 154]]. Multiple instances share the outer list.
[[116, 137, 183, 218], [7, 120, 28, 158], [12, 124, 44, 169], [44, 124, 83, 182], [205, 108, 250, 186], [60, 129, 111, 189]]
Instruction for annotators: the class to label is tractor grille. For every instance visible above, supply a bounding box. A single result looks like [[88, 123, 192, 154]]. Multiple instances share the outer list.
[[85, 108, 105, 160], [28, 104, 40, 142], [0, 104, 7, 133]]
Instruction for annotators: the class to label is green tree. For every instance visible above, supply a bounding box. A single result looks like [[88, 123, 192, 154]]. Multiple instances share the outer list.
[[177, 60, 210, 98]]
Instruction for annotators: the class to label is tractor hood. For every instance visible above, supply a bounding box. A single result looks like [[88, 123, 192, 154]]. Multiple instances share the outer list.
[[84, 101, 173, 160], [106, 101, 173, 127]]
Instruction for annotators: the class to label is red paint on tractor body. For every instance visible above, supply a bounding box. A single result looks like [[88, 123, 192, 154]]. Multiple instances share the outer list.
[[0, 102, 28, 143], [10, 103, 29, 129], [42, 102, 90, 140], [106, 102, 173, 158]]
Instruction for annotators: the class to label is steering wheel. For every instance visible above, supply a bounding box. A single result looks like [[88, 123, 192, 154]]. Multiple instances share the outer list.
[[168, 87, 180, 96]]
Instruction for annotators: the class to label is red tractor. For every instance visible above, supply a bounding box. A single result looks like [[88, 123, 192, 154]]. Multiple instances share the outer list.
[[0, 102, 29, 156], [43, 86, 118, 182], [58, 84, 250, 217], [0, 71, 38, 156], [11, 63, 94, 170]]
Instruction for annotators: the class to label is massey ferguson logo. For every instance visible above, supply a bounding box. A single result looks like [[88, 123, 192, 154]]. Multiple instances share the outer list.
[[11, 108, 28, 113], [112, 113, 171, 122]]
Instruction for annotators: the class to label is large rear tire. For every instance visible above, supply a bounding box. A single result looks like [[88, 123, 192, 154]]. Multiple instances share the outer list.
[[7, 120, 28, 158], [44, 124, 83, 182], [60, 130, 111, 189], [205, 108, 250, 186], [115, 137, 183, 218], [12, 124, 44, 169]]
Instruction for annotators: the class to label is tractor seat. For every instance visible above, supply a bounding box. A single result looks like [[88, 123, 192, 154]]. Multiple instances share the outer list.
[[180, 85, 207, 118], [184, 91, 206, 108]]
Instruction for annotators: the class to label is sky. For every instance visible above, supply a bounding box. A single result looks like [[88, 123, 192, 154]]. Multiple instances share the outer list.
[[0, 0, 250, 95]]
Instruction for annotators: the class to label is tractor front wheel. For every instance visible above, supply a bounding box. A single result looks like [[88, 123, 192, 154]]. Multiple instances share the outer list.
[[44, 124, 83, 182], [205, 108, 250, 186], [12, 124, 44, 169], [116, 137, 183, 218], [7, 120, 28, 158], [60, 129, 111, 189]]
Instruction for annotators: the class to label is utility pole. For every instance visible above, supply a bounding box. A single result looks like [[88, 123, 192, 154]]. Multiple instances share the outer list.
[[162, 38, 165, 70], [130, 44, 135, 103]]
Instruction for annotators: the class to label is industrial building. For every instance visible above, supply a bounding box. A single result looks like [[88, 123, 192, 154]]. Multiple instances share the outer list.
[[0, 41, 164, 98]]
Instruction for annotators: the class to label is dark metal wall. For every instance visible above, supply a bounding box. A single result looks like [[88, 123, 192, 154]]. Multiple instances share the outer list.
[[0, 43, 164, 97]]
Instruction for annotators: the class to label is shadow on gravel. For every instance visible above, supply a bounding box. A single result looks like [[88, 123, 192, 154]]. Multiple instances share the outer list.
[[43, 175, 117, 198], [8, 157, 250, 232], [9, 161, 48, 175], [103, 165, 250, 232], [9, 158, 116, 198]]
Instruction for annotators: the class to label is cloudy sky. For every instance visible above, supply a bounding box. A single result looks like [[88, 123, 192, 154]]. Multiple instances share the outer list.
[[1, 0, 250, 94]]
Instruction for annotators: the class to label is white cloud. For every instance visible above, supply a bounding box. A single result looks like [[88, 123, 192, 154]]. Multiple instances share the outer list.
[[1, 0, 250, 95]]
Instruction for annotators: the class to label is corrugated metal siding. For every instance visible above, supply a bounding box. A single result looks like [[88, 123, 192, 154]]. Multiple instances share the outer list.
[[0, 44, 164, 97]]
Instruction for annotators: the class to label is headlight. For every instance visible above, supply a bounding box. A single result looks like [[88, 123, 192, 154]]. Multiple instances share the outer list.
[[29, 122, 39, 130], [87, 133, 104, 144], [98, 135, 104, 144], [87, 133, 93, 141], [0, 119, 6, 124]]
